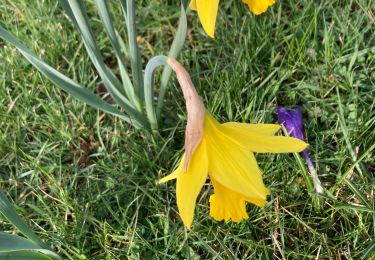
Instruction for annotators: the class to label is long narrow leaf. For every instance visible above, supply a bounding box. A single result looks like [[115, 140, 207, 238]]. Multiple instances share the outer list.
[[65, 0, 126, 97], [63, 0, 147, 127], [0, 233, 61, 260], [94, 0, 141, 111], [56, 0, 78, 27], [0, 25, 145, 128], [119, 0, 127, 19], [156, 3, 187, 120], [0, 186, 46, 247], [0, 251, 52, 260], [124, 0, 144, 101]]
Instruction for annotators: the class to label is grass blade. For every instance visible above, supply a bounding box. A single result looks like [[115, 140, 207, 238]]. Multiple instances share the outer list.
[[361, 240, 375, 260], [336, 88, 366, 177], [0, 233, 61, 260], [344, 179, 372, 209], [330, 143, 374, 192], [0, 25, 145, 128], [333, 204, 375, 213], [156, 2, 187, 120]]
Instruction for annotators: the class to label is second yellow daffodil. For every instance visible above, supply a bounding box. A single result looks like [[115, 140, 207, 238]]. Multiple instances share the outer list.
[[190, 0, 276, 37], [160, 58, 307, 229]]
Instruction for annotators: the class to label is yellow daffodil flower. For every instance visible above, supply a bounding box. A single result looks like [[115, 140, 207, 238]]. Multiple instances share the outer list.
[[190, 0, 276, 37], [160, 58, 307, 229]]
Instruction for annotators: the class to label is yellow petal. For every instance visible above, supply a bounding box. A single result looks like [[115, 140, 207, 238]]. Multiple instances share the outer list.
[[204, 113, 268, 200], [195, 0, 219, 38], [222, 122, 280, 136], [243, 0, 276, 15], [176, 139, 208, 229], [158, 154, 185, 184], [219, 122, 308, 153], [189, 0, 197, 10]]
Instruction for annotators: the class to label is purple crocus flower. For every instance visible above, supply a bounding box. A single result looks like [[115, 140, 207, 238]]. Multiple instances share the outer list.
[[277, 107, 324, 194], [277, 107, 305, 140]]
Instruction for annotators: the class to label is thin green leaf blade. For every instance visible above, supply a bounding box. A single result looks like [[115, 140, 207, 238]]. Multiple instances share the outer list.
[[0, 233, 61, 260], [56, 0, 78, 27], [0, 251, 52, 260], [94, 0, 140, 110], [333, 204, 375, 213], [0, 187, 45, 247], [124, 0, 144, 101], [0, 24, 146, 129], [63, 0, 147, 126], [344, 179, 372, 209]]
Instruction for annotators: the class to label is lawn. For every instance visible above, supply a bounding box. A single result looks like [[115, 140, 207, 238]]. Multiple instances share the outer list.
[[0, 0, 374, 259]]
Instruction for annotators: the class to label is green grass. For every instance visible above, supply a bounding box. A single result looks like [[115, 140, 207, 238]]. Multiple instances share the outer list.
[[1, 0, 374, 259]]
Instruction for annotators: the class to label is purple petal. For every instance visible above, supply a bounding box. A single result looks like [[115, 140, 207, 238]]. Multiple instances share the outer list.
[[277, 107, 305, 141]]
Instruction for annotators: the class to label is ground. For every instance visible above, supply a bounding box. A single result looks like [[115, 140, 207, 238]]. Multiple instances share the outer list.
[[0, 0, 374, 259]]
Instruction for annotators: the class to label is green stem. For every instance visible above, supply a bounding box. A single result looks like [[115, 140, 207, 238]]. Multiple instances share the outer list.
[[144, 55, 168, 132]]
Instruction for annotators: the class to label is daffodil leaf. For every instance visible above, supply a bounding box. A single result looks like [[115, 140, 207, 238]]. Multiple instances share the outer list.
[[61, 0, 141, 113], [94, 0, 140, 110], [0, 233, 61, 260], [0, 187, 45, 247], [122, 0, 144, 101], [0, 251, 52, 260], [0, 24, 145, 128]]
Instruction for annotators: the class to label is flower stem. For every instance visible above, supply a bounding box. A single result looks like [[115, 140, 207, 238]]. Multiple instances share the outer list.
[[302, 150, 324, 194]]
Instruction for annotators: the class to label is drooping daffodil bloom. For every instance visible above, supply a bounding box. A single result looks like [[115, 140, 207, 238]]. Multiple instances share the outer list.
[[190, 0, 276, 37], [160, 58, 307, 229], [277, 107, 324, 194]]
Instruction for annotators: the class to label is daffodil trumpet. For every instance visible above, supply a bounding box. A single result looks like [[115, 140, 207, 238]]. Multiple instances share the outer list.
[[160, 57, 308, 229]]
